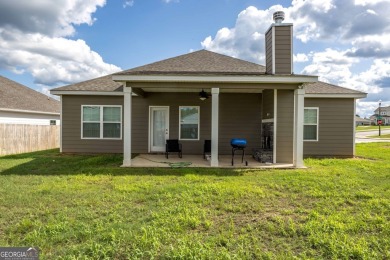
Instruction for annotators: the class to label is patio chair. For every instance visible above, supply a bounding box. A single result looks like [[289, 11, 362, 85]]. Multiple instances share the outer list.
[[204, 140, 211, 159], [165, 139, 182, 159]]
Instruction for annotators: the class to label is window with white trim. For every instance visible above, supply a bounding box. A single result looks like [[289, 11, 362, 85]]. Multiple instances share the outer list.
[[82, 105, 122, 139], [179, 106, 199, 140], [304, 108, 319, 141]]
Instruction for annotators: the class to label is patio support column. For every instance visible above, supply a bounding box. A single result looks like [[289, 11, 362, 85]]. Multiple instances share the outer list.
[[353, 98, 356, 156], [122, 85, 132, 166], [294, 88, 305, 168], [211, 88, 219, 167]]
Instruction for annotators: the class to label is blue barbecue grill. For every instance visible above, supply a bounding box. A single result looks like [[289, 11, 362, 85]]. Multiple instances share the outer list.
[[231, 138, 247, 166]]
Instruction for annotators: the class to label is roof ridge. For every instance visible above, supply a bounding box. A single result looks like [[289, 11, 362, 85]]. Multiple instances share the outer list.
[[0, 75, 60, 113], [115, 49, 266, 76], [198, 49, 265, 68], [0, 75, 59, 102]]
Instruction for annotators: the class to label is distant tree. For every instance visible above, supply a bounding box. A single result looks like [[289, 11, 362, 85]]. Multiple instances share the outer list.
[[356, 114, 360, 117]]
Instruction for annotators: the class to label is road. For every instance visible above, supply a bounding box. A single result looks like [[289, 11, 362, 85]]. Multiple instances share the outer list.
[[356, 129, 390, 143]]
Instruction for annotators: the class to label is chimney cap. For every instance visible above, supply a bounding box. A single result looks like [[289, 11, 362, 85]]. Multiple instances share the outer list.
[[273, 11, 285, 24]]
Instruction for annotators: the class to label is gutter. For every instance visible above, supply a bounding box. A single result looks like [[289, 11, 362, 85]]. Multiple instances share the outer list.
[[112, 74, 318, 84], [0, 108, 60, 115]]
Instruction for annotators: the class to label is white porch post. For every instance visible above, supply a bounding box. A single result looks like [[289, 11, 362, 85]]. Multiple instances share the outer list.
[[59, 95, 62, 152], [294, 88, 305, 168], [353, 98, 356, 156], [211, 88, 219, 167], [122, 85, 132, 166]]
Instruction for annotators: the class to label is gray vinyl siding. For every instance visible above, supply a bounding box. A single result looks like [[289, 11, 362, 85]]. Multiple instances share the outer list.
[[265, 29, 273, 74], [131, 92, 212, 154], [304, 98, 354, 158], [265, 25, 292, 75], [274, 26, 292, 74], [62, 93, 262, 155], [219, 93, 262, 155], [62, 95, 124, 153], [276, 90, 294, 163], [262, 90, 274, 118], [134, 92, 262, 155]]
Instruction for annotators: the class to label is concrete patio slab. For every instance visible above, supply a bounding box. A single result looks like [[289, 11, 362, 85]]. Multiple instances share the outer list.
[[129, 154, 295, 168]]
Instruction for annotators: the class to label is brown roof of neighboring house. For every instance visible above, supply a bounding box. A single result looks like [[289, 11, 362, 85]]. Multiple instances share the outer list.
[[52, 50, 365, 96], [0, 75, 60, 113], [305, 81, 364, 94], [53, 74, 123, 92], [115, 50, 266, 76]]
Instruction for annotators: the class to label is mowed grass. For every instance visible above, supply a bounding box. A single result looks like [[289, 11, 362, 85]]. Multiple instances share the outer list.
[[0, 144, 389, 259], [356, 125, 390, 132]]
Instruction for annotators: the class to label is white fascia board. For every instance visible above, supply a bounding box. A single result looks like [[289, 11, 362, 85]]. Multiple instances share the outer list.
[[50, 91, 125, 96], [112, 74, 318, 84], [305, 93, 367, 99], [0, 108, 59, 116]]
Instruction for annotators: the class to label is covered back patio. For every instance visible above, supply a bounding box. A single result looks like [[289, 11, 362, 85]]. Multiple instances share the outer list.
[[130, 154, 295, 168], [111, 50, 317, 168]]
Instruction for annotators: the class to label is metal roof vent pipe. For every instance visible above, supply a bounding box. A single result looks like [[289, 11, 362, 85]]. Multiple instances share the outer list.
[[273, 11, 285, 24]]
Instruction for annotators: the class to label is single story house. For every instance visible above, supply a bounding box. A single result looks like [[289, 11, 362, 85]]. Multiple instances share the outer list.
[[0, 75, 60, 125], [51, 12, 366, 168], [355, 116, 371, 126]]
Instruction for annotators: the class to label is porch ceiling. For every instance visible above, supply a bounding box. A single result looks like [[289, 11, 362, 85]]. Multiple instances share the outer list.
[[128, 82, 302, 95], [136, 87, 264, 93]]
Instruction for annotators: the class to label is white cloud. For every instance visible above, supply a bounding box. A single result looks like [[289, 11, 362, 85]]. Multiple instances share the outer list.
[[0, 30, 121, 85], [123, 0, 134, 8], [201, 5, 285, 64], [125, 0, 178, 5], [354, 0, 386, 6], [0, 0, 106, 37], [302, 49, 359, 87], [294, 53, 309, 62], [0, 0, 121, 89], [201, 1, 390, 117]]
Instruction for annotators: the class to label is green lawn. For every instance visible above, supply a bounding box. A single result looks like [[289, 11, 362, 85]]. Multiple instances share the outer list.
[[0, 144, 389, 259], [356, 125, 390, 132]]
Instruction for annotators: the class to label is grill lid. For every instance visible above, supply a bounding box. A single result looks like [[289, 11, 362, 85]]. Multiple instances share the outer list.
[[230, 138, 247, 147]]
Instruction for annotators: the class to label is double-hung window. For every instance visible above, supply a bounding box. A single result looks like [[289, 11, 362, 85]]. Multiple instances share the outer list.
[[179, 106, 199, 140], [304, 107, 319, 141], [82, 105, 122, 139]]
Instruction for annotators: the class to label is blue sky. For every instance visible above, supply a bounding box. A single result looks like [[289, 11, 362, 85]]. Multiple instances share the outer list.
[[1, 0, 390, 117]]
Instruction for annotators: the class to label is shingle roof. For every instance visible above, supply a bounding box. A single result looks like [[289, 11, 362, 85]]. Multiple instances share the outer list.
[[52, 74, 123, 92], [305, 81, 365, 94], [115, 50, 266, 76], [0, 75, 60, 113], [52, 50, 365, 96]]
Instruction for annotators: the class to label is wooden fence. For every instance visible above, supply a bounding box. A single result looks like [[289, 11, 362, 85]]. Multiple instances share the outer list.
[[0, 124, 60, 156]]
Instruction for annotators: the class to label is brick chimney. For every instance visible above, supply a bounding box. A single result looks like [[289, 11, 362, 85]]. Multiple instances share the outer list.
[[265, 11, 293, 74]]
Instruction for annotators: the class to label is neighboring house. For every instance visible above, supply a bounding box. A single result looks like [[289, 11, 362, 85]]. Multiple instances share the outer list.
[[51, 12, 366, 168], [355, 116, 371, 126], [372, 106, 390, 125], [0, 76, 60, 125]]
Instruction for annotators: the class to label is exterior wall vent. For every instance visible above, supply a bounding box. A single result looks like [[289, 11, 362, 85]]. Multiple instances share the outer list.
[[273, 11, 285, 24]]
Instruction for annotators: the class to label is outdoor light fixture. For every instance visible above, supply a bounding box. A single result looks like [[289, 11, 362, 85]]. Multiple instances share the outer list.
[[199, 89, 209, 101]]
